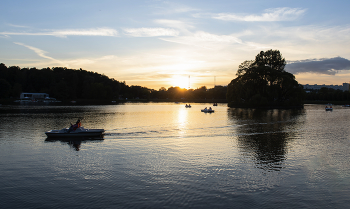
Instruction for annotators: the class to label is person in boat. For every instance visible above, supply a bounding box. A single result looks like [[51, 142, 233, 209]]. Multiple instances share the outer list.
[[68, 119, 81, 132], [209, 107, 212, 110], [76, 119, 81, 129], [204, 107, 207, 110]]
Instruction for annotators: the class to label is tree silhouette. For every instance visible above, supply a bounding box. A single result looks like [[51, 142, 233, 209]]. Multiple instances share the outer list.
[[227, 50, 304, 108], [0, 63, 229, 102]]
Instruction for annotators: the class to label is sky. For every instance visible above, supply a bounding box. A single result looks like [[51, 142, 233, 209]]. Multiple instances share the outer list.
[[1, 0, 350, 90]]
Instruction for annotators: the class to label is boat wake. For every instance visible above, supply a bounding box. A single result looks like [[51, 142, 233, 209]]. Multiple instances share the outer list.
[[103, 122, 294, 140]]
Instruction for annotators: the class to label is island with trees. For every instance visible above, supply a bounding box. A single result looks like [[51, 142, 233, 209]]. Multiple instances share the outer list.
[[226, 50, 304, 108]]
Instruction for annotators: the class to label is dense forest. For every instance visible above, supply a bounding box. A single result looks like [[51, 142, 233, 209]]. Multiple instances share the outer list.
[[0, 63, 227, 102]]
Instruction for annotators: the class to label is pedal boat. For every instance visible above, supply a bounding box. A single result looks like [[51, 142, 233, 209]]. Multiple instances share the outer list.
[[201, 109, 214, 113], [45, 127, 105, 138]]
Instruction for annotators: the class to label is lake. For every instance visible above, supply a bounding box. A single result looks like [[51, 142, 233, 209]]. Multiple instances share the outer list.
[[0, 103, 349, 209]]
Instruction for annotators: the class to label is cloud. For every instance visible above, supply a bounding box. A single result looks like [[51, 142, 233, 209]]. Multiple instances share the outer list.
[[160, 31, 242, 45], [154, 19, 195, 35], [0, 28, 118, 38], [285, 57, 350, 75], [14, 42, 63, 64], [51, 28, 118, 37], [123, 27, 179, 37], [159, 31, 272, 50], [155, 19, 194, 30], [189, 31, 242, 43], [150, 1, 199, 15], [262, 24, 350, 43], [211, 7, 306, 22], [6, 23, 30, 28]]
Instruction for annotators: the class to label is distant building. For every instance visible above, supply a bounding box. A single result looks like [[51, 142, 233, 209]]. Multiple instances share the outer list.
[[20, 93, 50, 100], [15, 93, 59, 103], [303, 83, 350, 92]]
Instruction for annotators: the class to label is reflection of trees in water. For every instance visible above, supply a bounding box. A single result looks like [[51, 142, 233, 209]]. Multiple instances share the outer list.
[[228, 108, 305, 171]]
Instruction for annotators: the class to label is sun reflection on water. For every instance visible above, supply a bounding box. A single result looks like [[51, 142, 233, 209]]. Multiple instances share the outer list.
[[176, 106, 189, 137]]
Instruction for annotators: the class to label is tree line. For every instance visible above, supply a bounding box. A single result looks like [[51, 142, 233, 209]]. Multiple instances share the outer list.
[[0, 63, 227, 101], [305, 87, 350, 102]]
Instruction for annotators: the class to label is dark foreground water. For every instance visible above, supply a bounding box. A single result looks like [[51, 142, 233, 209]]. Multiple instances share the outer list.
[[0, 103, 349, 209]]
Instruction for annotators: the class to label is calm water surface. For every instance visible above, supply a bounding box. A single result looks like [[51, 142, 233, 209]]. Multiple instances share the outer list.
[[0, 103, 349, 208]]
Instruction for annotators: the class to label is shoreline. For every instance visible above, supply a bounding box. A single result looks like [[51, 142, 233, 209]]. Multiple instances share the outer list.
[[1, 98, 349, 106]]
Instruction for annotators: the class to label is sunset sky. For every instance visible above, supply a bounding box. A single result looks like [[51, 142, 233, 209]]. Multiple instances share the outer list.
[[1, 0, 350, 90]]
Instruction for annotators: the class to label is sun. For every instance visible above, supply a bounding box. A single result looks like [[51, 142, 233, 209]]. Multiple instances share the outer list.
[[170, 75, 190, 89]]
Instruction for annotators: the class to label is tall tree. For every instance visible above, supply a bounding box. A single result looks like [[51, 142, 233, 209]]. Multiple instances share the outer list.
[[255, 49, 286, 71], [227, 50, 304, 107]]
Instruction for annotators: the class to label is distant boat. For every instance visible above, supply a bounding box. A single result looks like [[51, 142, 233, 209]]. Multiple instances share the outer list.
[[325, 104, 333, 111], [185, 104, 191, 108], [201, 108, 214, 113], [213, 103, 218, 106]]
